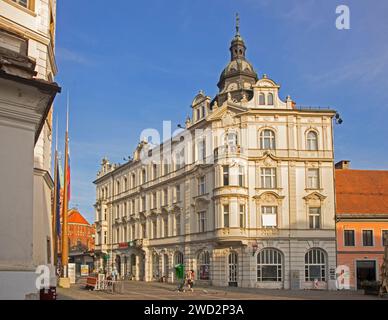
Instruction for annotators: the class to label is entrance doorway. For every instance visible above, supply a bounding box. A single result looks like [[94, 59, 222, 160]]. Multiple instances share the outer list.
[[228, 252, 238, 287], [356, 260, 376, 289]]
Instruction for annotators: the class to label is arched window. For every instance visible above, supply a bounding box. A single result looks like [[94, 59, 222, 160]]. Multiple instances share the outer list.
[[260, 129, 276, 149], [306, 131, 318, 151], [174, 251, 184, 265], [228, 252, 238, 286], [257, 248, 282, 282], [267, 93, 274, 105], [131, 173, 136, 188], [124, 177, 128, 191], [116, 180, 120, 194], [198, 251, 210, 280], [305, 248, 326, 281], [259, 93, 265, 105]]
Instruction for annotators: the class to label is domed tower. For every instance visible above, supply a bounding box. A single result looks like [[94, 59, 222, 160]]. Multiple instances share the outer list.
[[216, 14, 258, 106]]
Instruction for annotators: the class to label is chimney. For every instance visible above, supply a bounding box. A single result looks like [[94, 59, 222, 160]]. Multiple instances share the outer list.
[[335, 160, 351, 170]]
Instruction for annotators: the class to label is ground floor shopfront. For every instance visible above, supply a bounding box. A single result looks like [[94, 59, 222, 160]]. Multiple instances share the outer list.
[[94, 238, 337, 290]]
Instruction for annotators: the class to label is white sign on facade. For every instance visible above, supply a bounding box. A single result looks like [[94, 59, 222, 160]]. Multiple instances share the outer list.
[[68, 263, 76, 284]]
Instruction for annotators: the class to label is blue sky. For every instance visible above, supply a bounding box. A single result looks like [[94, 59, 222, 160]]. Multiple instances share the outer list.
[[54, 0, 388, 223]]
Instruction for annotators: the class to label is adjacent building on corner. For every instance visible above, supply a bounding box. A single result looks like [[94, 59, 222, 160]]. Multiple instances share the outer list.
[[335, 160, 388, 290], [0, 0, 60, 299]]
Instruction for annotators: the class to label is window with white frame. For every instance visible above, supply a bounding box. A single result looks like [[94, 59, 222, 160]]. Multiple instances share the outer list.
[[260, 129, 276, 149], [305, 249, 326, 281], [198, 211, 206, 233], [198, 139, 206, 161], [198, 176, 206, 195], [261, 168, 277, 188], [309, 207, 321, 229], [257, 248, 282, 282], [239, 204, 246, 228], [307, 168, 320, 189], [261, 206, 277, 228], [362, 230, 374, 246], [307, 131, 318, 151], [198, 251, 210, 280], [223, 204, 230, 228], [382, 230, 388, 246]]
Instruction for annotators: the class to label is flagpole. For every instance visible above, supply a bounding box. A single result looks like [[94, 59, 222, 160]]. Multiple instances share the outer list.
[[52, 117, 59, 267], [59, 94, 70, 288]]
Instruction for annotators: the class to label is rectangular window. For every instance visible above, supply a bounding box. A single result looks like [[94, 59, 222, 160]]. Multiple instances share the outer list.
[[12, 0, 28, 8], [123, 227, 127, 242], [175, 185, 181, 202], [163, 188, 168, 206], [175, 215, 181, 236], [262, 206, 277, 228], [131, 225, 135, 240], [223, 166, 230, 186], [198, 211, 206, 233], [307, 168, 320, 189], [152, 221, 157, 239], [223, 205, 229, 228], [382, 230, 388, 246], [164, 160, 169, 175], [198, 176, 206, 195], [261, 168, 277, 188], [116, 228, 120, 243], [153, 164, 158, 179], [238, 166, 244, 187], [152, 192, 157, 209], [309, 207, 321, 229], [198, 139, 206, 162], [239, 204, 246, 228], [344, 230, 355, 246], [104, 231, 107, 244], [163, 218, 168, 237], [362, 230, 374, 246], [142, 223, 146, 239], [141, 196, 146, 212]]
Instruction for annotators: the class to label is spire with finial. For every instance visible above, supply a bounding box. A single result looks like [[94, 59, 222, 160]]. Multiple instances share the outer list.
[[235, 12, 240, 36], [230, 13, 246, 61]]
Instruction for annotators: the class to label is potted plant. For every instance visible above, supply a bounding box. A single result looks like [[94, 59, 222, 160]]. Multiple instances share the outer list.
[[361, 280, 381, 295]]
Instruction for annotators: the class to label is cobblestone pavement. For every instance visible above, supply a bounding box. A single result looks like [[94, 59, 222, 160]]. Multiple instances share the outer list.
[[57, 279, 385, 300]]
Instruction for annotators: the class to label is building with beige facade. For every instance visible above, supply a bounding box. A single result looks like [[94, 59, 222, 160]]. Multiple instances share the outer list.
[[0, 0, 60, 299], [93, 23, 337, 290]]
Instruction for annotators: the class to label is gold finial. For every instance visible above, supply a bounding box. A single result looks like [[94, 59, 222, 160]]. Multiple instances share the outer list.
[[236, 13, 240, 36]]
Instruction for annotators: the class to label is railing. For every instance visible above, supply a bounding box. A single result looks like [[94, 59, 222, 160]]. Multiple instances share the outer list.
[[214, 145, 245, 159]]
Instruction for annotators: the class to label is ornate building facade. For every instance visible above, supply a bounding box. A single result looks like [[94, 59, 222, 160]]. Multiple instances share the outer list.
[[94, 23, 337, 290]]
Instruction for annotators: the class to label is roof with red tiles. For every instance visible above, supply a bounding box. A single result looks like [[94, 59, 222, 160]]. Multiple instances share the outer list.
[[336, 169, 388, 215], [68, 209, 91, 225]]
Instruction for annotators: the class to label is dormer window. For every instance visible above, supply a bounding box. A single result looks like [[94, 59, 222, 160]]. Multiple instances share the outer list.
[[267, 93, 274, 105], [259, 93, 265, 105]]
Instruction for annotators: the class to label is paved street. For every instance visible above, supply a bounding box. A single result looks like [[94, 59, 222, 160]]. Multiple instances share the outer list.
[[57, 280, 385, 300]]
